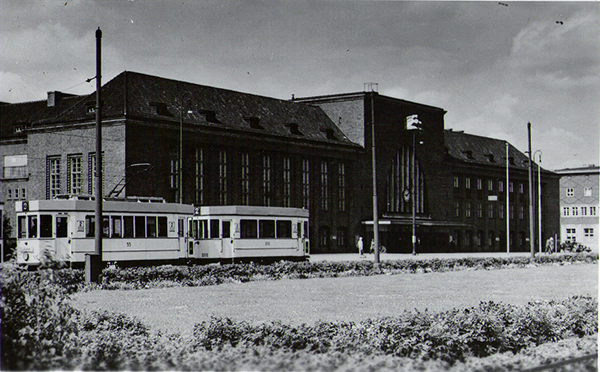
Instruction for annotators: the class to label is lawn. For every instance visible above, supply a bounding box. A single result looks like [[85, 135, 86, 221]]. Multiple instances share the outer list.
[[72, 263, 598, 336]]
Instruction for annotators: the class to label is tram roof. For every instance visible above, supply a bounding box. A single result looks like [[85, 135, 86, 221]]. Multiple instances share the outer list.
[[15, 200, 194, 214], [195, 205, 309, 218]]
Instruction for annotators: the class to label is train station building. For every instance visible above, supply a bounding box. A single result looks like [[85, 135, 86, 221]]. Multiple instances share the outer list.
[[1, 71, 560, 255]]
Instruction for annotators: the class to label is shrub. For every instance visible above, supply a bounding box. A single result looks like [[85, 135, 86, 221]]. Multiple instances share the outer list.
[[0, 260, 80, 370]]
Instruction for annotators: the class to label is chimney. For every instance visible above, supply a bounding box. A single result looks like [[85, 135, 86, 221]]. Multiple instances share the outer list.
[[47, 91, 62, 107]]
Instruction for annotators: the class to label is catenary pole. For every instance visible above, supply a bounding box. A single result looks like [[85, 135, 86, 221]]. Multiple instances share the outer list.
[[506, 141, 510, 253], [527, 122, 535, 258], [371, 90, 380, 267]]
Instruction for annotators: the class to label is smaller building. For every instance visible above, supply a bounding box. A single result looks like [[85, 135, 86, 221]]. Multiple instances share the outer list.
[[555, 165, 599, 252]]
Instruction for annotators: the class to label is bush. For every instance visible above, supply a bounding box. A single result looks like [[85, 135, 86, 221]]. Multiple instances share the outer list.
[[96, 253, 597, 290], [0, 261, 80, 370]]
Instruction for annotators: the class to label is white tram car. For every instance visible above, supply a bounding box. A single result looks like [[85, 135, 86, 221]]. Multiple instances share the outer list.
[[15, 196, 193, 267], [188, 205, 310, 263], [15, 196, 310, 267]]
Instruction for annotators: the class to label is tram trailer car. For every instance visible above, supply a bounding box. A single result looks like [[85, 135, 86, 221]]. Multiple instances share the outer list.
[[188, 205, 310, 263], [15, 196, 194, 267]]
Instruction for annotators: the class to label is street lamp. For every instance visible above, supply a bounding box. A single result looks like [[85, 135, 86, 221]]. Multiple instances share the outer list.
[[406, 115, 423, 255], [179, 92, 193, 204]]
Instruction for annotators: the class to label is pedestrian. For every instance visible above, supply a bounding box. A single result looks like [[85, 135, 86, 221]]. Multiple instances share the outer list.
[[545, 236, 555, 254], [357, 236, 364, 256], [370, 239, 375, 254]]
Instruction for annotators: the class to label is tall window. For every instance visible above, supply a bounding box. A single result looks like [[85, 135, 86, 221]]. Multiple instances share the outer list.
[[465, 202, 472, 218], [195, 147, 204, 205], [68, 155, 82, 195], [262, 154, 272, 206], [3, 155, 28, 179], [283, 157, 291, 207], [572, 206, 578, 216], [476, 178, 482, 190], [510, 205, 515, 219], [499, 204, 504, 219], [518, 183, 524, 193], [240, 152, 250, 205], [487, 203, 494, 219], [581, 206, 588, 216], [338, 163, 346, 211], [453, 176, 459, 188], [488, 179, 494, 191], [454, 201, 460, 217], [320, 160, 329, 210], [302, 158, 310, 209], [519, 205, 524, 220], [498, 180, 504, 192], [563, 207, 570, 216], [47, 156, 61, 199], [566, 228, 576, 241], [477, 203, 483, 218], [219, 150, 227, 205], [591, 206, 597, 216], [465, 177, 471, 189], [336, 226, 347, 248]]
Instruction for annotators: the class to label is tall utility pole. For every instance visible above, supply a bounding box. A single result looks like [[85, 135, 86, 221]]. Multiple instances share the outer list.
[[506, 141, 510, 253], [87, 27, 102, 283], [527, 122, 535, 258], [370, 89, 380, 267]]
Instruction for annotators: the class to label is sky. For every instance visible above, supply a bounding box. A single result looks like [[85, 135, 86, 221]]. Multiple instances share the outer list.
[[1, 0, 598, 171]]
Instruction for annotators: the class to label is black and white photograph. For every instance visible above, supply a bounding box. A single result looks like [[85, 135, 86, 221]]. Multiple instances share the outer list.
[[1, 1, 598, 371]]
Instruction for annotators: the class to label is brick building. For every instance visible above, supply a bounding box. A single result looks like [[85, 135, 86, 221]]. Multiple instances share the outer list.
[[1, 71, 560, 255], [555, 165, 599, 252]]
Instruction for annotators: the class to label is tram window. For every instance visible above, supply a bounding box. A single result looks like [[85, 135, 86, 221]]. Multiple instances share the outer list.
[[222, 221, 231, 238], [56, 216, 68, 238], [210, 219, 220, 239], [86, 215, 95, 238], [198, 219, 208, 239], [277, 220, 292, 238], [18, 216, 27, 238], [259, 220, 275, 238], [190, 220, 198, 239], [147, 217, 157, 238], [241, 219, 258, 238], [28, 216, 38, 238], [158, 217, 168, 237], [123, 216, 134, 238], [102, 216, 109, 238], [40, 215, 53, 238], [112, 216, 122, 238], [135, 216, 146, 238], [304, 221, 309, 238], [297, 222, 302, 239]]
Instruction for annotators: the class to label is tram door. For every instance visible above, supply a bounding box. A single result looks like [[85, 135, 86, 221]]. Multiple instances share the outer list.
[[54, 215, 71, 261], [221, 220, 233, 258]]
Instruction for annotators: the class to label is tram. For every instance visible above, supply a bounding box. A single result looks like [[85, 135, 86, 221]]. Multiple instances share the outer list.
[[15, 196, 310, 267], [15, 195, 193, 267], [188, 205, 310, 263]]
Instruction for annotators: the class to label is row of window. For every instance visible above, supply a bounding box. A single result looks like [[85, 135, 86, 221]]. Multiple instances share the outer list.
[[46, 153, 103, 199], [562, 206, 598, 217], [453, 176, 525, 193], [188, 218, 307, 240], [565, 187, 593, 197], [454, 201, 527, 220], [17, 215, 69, 239], [5, 187, 27, 201], [171, 148, 347, 211], [565, 227, 595, 241], [85, 215, 171, 239]]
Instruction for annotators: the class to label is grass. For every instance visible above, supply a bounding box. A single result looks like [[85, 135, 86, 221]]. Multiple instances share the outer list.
[[72, 262, 598, 336]]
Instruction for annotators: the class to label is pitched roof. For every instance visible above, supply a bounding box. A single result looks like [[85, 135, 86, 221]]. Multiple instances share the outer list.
[[0, 94, 83, 140], [444, 129, 534, 171], [2, 71, 356, 146]]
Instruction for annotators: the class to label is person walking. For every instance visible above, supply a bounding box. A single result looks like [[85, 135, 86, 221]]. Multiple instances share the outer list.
[[357, 236, 364, 256]]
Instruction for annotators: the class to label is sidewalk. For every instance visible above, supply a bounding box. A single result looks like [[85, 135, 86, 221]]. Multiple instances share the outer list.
[[309, 251, 536, 262]]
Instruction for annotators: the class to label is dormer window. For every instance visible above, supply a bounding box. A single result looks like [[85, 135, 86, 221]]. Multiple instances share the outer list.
[[13, 122, 29, 134], [485, 154, 495, 162], [86, 102, 96, 114], [285, 123, 303, 136], [200, 110, 220, 124], [244, 116, 264, 130], [509, 157, 516, 165], [149, 102, 172, 116], [320, 127, 337, 140], [462, 150, 474, 159]]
